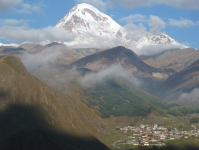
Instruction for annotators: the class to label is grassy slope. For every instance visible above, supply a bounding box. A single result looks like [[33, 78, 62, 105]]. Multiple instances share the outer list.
[[32, 64, 168, 119], [0, 56, 109, 150], [84, 78, 167, 118]]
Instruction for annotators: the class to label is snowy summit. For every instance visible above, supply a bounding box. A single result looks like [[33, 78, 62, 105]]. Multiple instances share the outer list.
[[56, 3, 126, 48], [55, 3, 183, 49]]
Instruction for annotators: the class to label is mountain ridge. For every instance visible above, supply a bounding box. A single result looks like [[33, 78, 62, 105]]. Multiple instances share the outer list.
[[0, 55, 109, 149], [70, 46, 176, 79]]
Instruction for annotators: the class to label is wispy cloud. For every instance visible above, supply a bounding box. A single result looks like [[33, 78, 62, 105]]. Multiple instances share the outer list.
[[134, 44, 187, 56], [0, 26, 77, 42], [109, 0, 199, 9], [80, 65, 140, 87], [0, 0, 21, 12], [120, 14, 147, 23], [168, 18, 199, 28], [148, 15, 166, 34], [0, 19, 29, 26], [0, 0, 44, 14], [123, 23, 147, 41], [15, 2, 44, 14], [120, 15, 166, 38], [176, 88, 199, 105], [21, 45, 63, 73], [76, 0, 113, 11]]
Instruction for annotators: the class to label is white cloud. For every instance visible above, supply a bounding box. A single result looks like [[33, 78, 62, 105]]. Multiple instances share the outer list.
[[184, 42, 190, 47], [16, 3, 43, 14], [124, 23, 147, 41], [70, 35, 123, 49], [0, 26, 77, 42], [80, 65, 140, 87], [177, 88, 199, 104], [21, 45, 64, 73], [120, 14, 147, 23], [0, 0, 21, 12], [134, 44, 187, 56], [109, 0, 199, 9], [76, 0, 113, 11], [148, 15, 166, 34], [169, 18, 199, 28], [0, 0, 43, 14], [0, 19, 28, 26]]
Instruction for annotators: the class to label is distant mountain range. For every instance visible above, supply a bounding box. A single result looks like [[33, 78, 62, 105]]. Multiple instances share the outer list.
[[140, 47, 199, 72], [56, 3, 185, 49], [1, 3, 187, 51], [1, 3, 199, 109], [1, 3, 199, 150], [70, 46, 175, 79]]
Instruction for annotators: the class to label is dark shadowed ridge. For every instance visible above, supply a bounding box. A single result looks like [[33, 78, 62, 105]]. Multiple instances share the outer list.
[[70, 46, 175, 76], [0, 56, 109, 150], [0, 104, 108, 150]]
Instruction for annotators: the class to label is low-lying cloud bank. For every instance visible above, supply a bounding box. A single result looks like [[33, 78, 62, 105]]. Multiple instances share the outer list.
[[20, 45, 64, 73], [0, 26, 77, 42], [68, 33, 123, 49], [134, 44, 187, 56], [79, 65, 140, 87], [19, 46, 141, 89], [177, 88, 199, 104]]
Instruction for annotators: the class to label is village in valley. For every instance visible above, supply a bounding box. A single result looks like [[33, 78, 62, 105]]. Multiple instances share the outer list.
[[117, 123, 199, 148]]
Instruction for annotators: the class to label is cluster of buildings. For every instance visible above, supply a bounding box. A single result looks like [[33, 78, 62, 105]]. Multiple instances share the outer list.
[[119, 124, 199, 147]]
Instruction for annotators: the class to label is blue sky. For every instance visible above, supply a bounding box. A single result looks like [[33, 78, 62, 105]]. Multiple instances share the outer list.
[[0, 0, 199, 49]]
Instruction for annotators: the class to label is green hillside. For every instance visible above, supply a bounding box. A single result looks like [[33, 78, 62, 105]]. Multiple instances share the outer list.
[[32, 64, 179, 119], [84, 78, 167, 118]]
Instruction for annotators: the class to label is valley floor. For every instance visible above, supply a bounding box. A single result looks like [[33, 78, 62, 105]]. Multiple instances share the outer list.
[[101, 114, 199, 149]]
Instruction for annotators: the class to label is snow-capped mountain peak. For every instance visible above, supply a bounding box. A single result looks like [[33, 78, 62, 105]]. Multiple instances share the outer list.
[[55, 3, 126, 47], [56, 3, 122, 35], [136, 32, 179, 49], [55, 3, 184, 50]]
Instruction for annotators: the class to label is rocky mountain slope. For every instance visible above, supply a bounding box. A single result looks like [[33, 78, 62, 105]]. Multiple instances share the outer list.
[[31, 62, 168, 119], [153, 63, 199, 105], [0, 56, 109, 150], [140, 48, 199, 72], [70, 46, 175, 79]]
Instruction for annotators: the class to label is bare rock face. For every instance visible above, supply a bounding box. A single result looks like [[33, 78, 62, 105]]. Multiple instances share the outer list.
[[140, 48, 199, 72]]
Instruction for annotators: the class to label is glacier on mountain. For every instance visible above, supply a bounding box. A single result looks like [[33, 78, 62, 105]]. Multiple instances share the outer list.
[[55, 3, 186, 50]]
